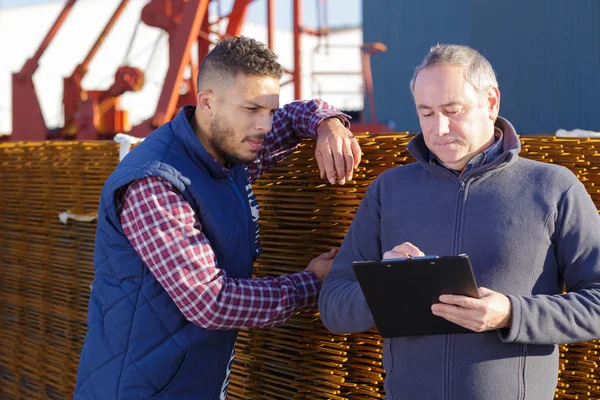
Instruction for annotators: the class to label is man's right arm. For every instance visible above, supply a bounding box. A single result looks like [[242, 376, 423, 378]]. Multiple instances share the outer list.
[[318, 185, 382, 334], [119, 176, 322, 330]]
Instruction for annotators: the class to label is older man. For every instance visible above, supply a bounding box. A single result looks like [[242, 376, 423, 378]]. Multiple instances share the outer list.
[[319, 44, 600, 399]]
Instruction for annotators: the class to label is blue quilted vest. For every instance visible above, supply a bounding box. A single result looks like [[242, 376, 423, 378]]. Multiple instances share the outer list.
[[74, 106, 259, 399]]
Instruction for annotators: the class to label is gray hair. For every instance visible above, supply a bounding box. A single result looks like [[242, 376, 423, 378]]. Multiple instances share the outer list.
[[410, 44, 498, 96]]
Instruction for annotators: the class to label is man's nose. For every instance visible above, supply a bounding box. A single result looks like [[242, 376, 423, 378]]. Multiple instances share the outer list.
[[256, 113, 273, 133], [431, 113, 450, 136]]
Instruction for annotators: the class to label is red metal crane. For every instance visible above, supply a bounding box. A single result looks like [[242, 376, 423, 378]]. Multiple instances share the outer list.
[[10, 0, 262, 141], [9, 0, 390, 141], [61, 0, 144, 140], [11, 0, 77, 141]]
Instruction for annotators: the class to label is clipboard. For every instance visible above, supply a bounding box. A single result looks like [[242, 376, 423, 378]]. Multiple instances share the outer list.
[[352, 254, 480, 338]]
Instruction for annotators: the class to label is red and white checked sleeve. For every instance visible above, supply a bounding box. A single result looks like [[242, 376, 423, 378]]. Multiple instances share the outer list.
[[118, 176, 320, 330], [248, 99, 351, 182]]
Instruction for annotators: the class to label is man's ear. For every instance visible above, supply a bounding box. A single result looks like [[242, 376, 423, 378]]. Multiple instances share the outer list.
[[197, 89, 214, 116], [487, 86, 500, 121]]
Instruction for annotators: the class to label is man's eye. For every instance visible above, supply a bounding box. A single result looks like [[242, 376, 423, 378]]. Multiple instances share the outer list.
[[446, 110, 460, 115], [246, 107, 258, 112], [421, 113, 433, 118]]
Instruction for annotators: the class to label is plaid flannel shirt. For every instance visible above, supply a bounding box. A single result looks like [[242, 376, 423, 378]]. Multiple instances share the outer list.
[[118, 100, 349, 330]]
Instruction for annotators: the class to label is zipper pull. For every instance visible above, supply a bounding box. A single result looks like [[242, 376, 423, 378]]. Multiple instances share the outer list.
[[459, 180, 465, 193]]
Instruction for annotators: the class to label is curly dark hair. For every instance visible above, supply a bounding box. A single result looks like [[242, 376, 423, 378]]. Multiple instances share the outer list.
[[197, 36, 283, 89]]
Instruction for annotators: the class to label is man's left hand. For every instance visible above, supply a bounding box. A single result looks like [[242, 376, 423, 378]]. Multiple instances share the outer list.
[[431, 287, 512, 332], [316, 117, 362, 185]]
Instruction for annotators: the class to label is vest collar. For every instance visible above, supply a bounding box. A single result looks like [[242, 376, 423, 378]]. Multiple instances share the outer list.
[[171, 105, 230, 179]]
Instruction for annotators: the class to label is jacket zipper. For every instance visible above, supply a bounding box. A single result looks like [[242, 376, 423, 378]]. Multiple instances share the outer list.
[[520, 344, 528, 400], [228, 175, 246, 210], [445, 335, 452, 400], [228, 174, 250, 236], [453, 179, 466, 255], [446, 177, 467, 400], [388, 340, 395, 399]]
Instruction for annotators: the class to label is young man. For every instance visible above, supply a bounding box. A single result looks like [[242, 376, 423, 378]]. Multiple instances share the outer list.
[[74, 36, 361, 399], [319, 44, 600, 399]]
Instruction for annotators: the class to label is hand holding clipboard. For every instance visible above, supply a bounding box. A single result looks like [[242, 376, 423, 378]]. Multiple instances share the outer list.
[[352, 254, 481, 337], [353, 239, 512, 337]]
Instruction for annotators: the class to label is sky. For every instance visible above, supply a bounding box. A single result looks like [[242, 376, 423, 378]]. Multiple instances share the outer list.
[[0, 0, 362, 29], [0, 0, 45, 8], [1, 0, 50, 6]]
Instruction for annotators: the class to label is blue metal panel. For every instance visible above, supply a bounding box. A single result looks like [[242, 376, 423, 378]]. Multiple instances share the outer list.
[[364, 0, 600, 134]]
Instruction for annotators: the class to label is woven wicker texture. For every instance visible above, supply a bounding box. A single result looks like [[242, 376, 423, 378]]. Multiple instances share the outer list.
[[0, 136, 598, 399]]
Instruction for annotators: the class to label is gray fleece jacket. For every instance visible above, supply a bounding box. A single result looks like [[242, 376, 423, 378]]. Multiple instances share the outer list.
[[319, 117, 600, 400]]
